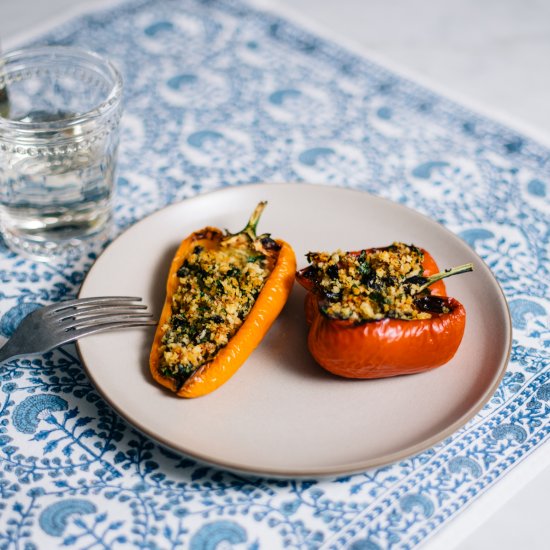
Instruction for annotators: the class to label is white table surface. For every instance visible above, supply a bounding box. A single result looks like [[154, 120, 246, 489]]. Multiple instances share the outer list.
[[2, 1, 549, 549]]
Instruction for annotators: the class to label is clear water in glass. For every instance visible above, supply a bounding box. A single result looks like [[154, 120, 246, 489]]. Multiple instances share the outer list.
[[0, 47, 123, 260]]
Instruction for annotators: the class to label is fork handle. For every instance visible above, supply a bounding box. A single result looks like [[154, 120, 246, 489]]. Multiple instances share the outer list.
[[0, 339, 22, 365]]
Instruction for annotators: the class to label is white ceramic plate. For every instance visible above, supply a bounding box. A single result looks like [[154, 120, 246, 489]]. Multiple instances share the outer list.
[[78, 183, 511, 477]]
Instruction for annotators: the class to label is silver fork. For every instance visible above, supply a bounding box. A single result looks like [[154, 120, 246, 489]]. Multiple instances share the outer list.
[[0, 296, 157, 364]]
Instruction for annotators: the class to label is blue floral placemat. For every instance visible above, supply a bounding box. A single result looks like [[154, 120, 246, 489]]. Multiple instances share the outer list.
[[1, 0, 549, 548]]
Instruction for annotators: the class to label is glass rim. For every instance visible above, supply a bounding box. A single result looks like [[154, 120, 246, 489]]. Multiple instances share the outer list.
[[0, 45, 123, 132]]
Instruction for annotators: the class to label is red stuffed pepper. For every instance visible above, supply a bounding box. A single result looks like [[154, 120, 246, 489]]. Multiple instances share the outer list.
[[296, 243, 472, 378]]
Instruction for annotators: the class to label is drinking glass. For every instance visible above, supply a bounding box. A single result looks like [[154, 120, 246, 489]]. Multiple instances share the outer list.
[[0, 46, 123, 260]]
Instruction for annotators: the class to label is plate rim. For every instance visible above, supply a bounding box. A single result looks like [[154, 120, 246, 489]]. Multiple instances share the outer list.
[[77, 182, 512, 478]]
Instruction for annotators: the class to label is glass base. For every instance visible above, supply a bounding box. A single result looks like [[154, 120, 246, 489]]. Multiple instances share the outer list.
[[1, 221, 112, 262]]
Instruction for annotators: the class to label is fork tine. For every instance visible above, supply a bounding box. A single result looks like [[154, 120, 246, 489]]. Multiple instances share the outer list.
[[46, 296, 144, 315], [61, 312, 155, 330], [56, 304, 148, 322], [57, 319, 158, 345]]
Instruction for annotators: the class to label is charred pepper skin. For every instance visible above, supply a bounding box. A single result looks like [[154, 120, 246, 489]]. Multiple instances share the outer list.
[[297, 248, 467, 379], [150, 205, 296, 398]]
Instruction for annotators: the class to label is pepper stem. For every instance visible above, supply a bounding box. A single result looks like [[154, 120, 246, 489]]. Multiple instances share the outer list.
[[238, 201, 267, 240], [417, 262, 474, 293]]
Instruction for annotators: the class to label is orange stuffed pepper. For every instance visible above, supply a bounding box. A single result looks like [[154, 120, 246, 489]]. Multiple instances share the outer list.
[[150, 202, 296, 397], [296, 243, 472, 378]]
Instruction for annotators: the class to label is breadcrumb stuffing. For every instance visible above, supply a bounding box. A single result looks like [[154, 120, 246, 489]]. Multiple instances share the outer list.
[[305, 242, 438, 322], [159, 240, 272, 379]]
